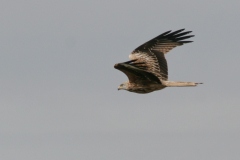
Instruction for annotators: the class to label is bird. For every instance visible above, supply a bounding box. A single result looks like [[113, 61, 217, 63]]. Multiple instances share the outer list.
[[114, 29, 202, 94]]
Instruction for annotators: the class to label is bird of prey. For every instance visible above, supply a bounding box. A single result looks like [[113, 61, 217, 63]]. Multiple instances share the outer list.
[[114, 29, 202, 94]]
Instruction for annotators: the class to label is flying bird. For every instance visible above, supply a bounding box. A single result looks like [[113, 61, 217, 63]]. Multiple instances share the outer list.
[[114, 29, 202, 94]]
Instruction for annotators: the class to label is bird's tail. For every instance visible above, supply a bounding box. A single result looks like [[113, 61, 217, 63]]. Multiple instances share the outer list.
[[163, 81, 203, 87]]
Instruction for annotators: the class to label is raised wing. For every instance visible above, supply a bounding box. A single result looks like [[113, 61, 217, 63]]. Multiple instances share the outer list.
[[114, 60, 161, 84], [129, 29, 194, 81]]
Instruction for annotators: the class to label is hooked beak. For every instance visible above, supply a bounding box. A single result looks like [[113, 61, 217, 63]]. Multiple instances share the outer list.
[[118, 86, 122, 90]]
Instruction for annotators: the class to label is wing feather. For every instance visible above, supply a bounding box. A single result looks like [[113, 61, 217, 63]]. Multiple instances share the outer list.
[[114, 60, 161, 84], [130, 29, 194, 81]]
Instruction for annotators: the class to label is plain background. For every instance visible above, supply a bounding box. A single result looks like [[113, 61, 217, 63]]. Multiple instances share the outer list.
[[1, 0, 240, 159]]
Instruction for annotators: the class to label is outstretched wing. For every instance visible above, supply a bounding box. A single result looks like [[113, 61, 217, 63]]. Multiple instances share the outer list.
[[129, 29, 194, 81], [114, 60, 161, 84]]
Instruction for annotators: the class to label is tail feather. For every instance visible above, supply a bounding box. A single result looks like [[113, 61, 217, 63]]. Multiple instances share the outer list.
[[163, 81, 203, 87]]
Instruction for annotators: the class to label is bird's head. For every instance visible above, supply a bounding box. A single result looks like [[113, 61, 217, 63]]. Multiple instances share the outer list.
[[118, 82, 128, 91]]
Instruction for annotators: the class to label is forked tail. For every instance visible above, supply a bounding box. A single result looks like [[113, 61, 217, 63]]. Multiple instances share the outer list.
[[163, 81, 203, 87]]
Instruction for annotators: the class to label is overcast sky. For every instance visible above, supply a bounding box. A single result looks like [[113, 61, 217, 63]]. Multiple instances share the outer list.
[[1, 0, 240, 159]]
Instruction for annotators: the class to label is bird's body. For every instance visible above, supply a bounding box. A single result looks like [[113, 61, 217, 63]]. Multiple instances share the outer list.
[[118, 81, 166, 94], [114, 29, 202, 94]]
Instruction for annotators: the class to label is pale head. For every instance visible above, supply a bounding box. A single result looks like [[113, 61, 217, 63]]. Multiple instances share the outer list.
[[118, 82, 129, 91]]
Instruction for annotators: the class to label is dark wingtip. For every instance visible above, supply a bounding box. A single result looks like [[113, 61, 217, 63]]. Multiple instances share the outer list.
[[180, 41, 193, 43], [175, 35, 194, 41], [160, 30, 172, 36], [177, 28, 185, 32], [114, 63, 119, 69], [166, 29, 185, 36], [160, 29, 194, 43]]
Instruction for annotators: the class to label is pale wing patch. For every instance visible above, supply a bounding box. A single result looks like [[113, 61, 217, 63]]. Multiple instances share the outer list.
[[129, 51, 162, 80]]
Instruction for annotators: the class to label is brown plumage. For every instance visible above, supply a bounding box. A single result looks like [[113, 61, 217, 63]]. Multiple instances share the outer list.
[[114, 29, 202, 94]]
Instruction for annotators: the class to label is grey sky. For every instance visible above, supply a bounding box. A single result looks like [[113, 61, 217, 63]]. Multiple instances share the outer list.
[[0, 0, 240, 159]]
